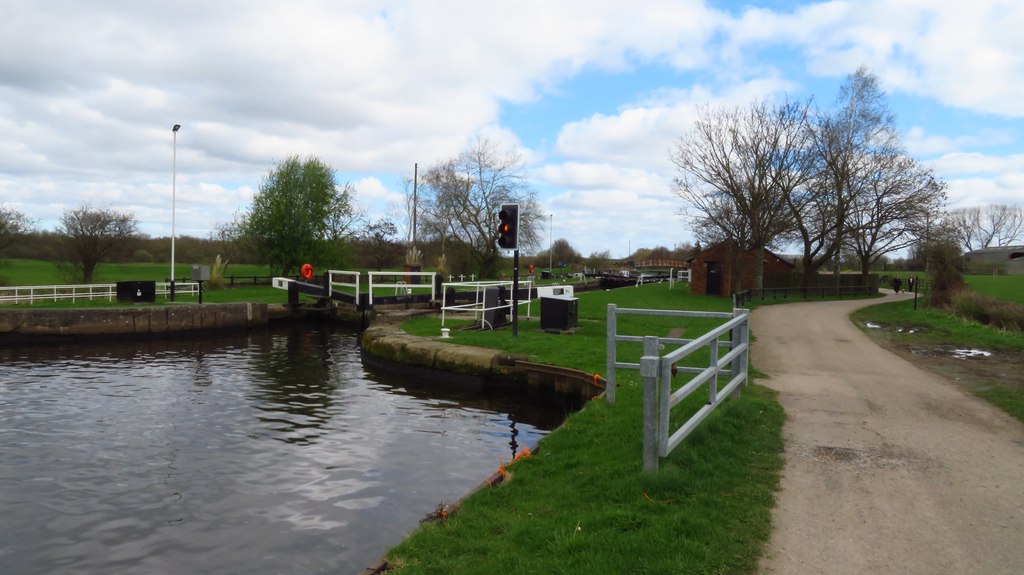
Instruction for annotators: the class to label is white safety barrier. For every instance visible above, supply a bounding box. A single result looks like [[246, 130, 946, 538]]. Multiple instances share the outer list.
[[0, 282, 197, 305], [606, 305, 750, 472]]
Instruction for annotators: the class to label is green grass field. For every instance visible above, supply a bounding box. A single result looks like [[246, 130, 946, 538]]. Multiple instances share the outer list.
[[964, 274, 1024, 304], [0, 258, 273, 286]]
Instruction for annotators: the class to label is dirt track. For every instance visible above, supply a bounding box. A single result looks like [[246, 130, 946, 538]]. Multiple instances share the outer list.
[[752, 293, 1024, 575]]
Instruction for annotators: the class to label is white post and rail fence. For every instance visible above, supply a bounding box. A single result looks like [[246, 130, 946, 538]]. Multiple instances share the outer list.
[[606, 305, 751, 472]]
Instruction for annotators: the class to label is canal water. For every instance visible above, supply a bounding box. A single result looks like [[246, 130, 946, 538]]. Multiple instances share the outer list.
[[0, 323, 571, 575]]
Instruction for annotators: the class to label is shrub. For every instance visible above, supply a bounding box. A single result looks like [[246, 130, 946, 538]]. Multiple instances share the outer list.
[[923, 239, 966, 307], [206, 255, 229, 290], [132, 249, 155, 263], [951, 291, 1024, 332]]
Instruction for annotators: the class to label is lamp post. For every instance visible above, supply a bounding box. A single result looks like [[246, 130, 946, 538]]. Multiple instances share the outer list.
[[171, 124, 180, 301], [548, 213, 553, 272]]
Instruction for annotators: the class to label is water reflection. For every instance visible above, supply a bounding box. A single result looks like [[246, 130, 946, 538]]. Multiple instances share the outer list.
[[246, 324, 347, 445], [0, 323, 570, 575]]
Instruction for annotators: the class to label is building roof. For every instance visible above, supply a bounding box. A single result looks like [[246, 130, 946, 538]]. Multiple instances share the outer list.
[[966, 245, 1024, 256], [686, 240, 796, 268]]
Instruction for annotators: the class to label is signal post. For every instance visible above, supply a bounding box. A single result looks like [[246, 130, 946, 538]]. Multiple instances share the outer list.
[[497, 204, 520, 336]]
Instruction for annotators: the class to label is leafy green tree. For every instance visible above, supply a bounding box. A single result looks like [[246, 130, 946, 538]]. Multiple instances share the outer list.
[[240, 155, 359, 276], [57, 203, 138, 282]]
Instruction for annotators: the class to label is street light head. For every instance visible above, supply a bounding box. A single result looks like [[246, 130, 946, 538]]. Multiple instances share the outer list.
[[172, 124, 181, 132]]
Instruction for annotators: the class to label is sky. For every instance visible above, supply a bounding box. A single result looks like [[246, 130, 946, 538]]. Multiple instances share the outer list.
[[2, 0, 1023, 259]]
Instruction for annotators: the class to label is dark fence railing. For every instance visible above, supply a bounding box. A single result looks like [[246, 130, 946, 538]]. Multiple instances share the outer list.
[[224, 275, 300, 286], [166, 275, 301, 286], [733, 285, 878, 307]]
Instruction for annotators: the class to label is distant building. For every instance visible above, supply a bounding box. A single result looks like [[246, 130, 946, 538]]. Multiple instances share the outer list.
[[687, 240, 795, 296], [963, 246, 1024, 275]]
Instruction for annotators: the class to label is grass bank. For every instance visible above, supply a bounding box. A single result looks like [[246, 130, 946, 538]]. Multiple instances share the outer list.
[[852, 299, 1024, 423], [385, 283, 785, 574]]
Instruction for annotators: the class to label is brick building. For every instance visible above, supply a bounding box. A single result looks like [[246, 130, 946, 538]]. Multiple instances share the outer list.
[[687, 240, 795, 296]]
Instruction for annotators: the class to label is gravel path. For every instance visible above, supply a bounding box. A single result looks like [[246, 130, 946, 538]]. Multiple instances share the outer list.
[[751, 293, 1024, 575]]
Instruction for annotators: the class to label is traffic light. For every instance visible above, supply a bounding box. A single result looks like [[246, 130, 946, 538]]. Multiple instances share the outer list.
[[497, 204, 519, 250]]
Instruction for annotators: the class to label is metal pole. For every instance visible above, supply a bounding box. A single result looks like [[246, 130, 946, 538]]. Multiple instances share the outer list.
[[605, 304, 617, 405], [641, 336, 660, 473], [412, 162, 418, 246], [548, 213, 552, 273], [170, 124, 180, 301], [512, 249, 519, 337]]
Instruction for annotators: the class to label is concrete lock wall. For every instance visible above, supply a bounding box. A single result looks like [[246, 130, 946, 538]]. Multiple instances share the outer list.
[[0, 303, 270, 339]]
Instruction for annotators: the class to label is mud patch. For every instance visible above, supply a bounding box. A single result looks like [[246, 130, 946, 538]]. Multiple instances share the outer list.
[[860, 321, 929, 335], [883, 343, 1023, 394], [907, 344, 996, 361], [951, 348, 992, 359]]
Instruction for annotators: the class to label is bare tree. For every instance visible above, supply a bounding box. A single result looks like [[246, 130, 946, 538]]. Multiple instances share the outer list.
[[537, 238, 582, 269], [359, 217, 401, 270], [796, 66, 899, 287], [672, 98, 813, 290], [58, 203, 138, 282], [585, 249, 612, 272], [418, 137, 541, 278], [0, 204, 33, 253], [946, 204, 1024, 251], [846, 151, 947, 280]]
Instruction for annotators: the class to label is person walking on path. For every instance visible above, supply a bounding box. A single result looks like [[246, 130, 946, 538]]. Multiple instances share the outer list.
[[752, 294, 1024, 575]]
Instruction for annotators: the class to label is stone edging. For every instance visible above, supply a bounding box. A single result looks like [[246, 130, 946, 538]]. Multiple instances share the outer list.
[[0, 302, 283, 342], [357, 321, 606, 575], [359, 323, 606, 401]]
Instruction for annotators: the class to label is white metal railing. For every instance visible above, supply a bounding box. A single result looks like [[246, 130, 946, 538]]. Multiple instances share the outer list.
[[368, 271, 435, 306], [440, 280, 533, 329], [160, 282, 199, 297], [272, 271, 435, 307], [0, 282, 197, 305], [327, 270, 361, 299], [606, 305, 750, 472], [668, 268, 691, 289]]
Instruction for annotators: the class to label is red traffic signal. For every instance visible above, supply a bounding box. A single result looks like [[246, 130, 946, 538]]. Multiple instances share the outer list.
[[497, 204, 519, 250]]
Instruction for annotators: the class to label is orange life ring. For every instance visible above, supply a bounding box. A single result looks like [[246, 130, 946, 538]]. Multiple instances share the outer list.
[[300, 263, 314, 280]]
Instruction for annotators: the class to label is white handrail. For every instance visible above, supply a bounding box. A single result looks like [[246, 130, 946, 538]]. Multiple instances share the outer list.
[[0, 282, 198, 305]]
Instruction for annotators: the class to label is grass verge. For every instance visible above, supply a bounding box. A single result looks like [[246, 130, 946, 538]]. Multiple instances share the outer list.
[[852, 299, 1024, 423], [385, 283, 785, 574]]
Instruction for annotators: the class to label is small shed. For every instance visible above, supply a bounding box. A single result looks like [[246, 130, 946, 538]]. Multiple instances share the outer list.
[[687, 240, 795, 296], [964, 246, 1024, 275]]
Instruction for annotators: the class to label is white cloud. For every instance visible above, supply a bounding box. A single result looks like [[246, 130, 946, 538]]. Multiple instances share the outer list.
[[931, 152, 1024, 176], [945, 175, 1024, 209], [0, 0, 1022, 260], [905, 126, 1017, 157], [728, 1, 1024, 117]]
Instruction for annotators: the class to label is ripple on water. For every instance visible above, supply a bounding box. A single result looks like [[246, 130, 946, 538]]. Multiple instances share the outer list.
[[0, 326, 565, 574]]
